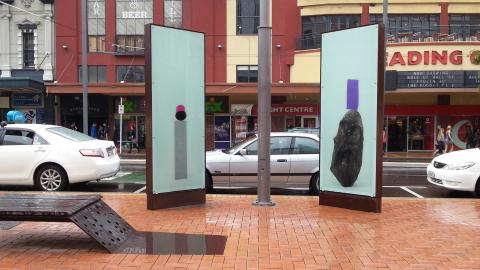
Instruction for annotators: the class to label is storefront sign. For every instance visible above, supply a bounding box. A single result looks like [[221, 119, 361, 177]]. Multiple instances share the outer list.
[[205, 96, 229, 113], [465, 71, 480, 88], [121, 11, 147, 18], [397, 71, 464, 88], [389, 50, 463, 66], [12, 93, 43, 107], [231, 104, 253, 115], [252, 104, 319, 116]]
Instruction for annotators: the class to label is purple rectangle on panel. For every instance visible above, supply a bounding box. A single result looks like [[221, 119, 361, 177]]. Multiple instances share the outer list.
[[347, 79, 359, 110]]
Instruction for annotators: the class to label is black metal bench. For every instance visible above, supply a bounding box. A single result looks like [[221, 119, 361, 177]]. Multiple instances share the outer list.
[[0, 194, 227, 254], [0, 194, 134, 253]]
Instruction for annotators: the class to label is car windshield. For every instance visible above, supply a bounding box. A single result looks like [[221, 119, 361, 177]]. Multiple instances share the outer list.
[[223, 135, 257, 154], [47, 127, 95, 142]]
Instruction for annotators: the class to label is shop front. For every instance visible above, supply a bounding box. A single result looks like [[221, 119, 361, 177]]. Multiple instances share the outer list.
[[385, 105, 480, 152], [60, 94, 109, 131], [225, 103, 320, 149], [113, 96, 146, 153]]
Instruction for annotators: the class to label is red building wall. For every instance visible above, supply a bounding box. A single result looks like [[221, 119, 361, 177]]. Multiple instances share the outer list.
[[272, 0, 301, 83], [55, 0, 228, 84]]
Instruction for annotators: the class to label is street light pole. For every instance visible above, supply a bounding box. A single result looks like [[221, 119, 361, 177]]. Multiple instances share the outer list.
[[254, 0, 275, 206], [81, 0, 89, 134]]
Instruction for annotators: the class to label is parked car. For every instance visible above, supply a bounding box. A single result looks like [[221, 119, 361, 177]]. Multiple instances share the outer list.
[[427, 148, 480, 196], [206, 132, 320, 194], [0, 123, 120, 191]]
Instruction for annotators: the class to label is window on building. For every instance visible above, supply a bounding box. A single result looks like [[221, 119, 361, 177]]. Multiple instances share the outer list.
[[78, 66, 107, 83], [237, 0, 259, 35], [116, 66, 145, 83], [236, 65, 258, 83], [449, 14, 480, 40], [164, 0, 182, 28], [301, 15, 360, 49], [22, 32, 35, 68], [116, 0, 153, 53], [369, 14, 440, 37], [19, 24, 37, 68], [88, 0, 106, 52]]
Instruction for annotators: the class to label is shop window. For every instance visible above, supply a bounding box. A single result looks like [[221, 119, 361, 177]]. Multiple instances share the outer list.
[[237, 0, 259, 35], [116, 66, 145, 83], [236, 65, 258, 83], [116, 0, 153, 53], [164, 0, 182, 28], [78, 66, 107, 83], [88, 0, 106, 52]]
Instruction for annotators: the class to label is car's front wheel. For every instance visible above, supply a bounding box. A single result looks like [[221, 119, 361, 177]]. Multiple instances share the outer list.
[[309, 172, 319, 195], [35, 165, 68, 191]]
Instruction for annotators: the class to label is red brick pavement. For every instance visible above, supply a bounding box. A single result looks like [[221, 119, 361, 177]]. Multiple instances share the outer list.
[[1, 194, 480, 269]]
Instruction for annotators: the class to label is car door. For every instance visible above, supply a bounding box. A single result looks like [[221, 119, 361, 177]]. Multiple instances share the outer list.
[[229, 136, 292, 188], [0, 129, 50, 183], [288, 136, 319, 189]]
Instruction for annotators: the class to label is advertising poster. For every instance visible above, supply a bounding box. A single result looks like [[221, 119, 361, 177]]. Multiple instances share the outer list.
[[214, 116, 231, 149], [149, 25, 205, 194], [320, 24, 380, 197]]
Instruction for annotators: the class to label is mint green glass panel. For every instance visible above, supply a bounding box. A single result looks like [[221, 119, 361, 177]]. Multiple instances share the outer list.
[[320, 25, 379, 197], [151, 25, 205, 194]]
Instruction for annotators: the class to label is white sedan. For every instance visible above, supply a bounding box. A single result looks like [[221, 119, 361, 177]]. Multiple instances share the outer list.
[[0, 123, 120, 191], [427, 148, 480, 196], [206, 132, 320, 193]]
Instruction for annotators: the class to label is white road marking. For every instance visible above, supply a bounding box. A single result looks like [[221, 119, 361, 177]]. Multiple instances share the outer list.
[[400, 186, 425, 198], [102, 172, 131, 181], [383, 186, 427, 189], [384, 174, 427, 177], [134, 186, 146, 193]]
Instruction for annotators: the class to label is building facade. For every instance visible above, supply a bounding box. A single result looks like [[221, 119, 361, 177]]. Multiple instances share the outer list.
[[0, 0, 55, 124], [48, 0, 480, 152]]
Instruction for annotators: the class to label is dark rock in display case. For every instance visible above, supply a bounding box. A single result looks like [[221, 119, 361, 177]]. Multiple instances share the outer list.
[[330, 110, 364, 187]]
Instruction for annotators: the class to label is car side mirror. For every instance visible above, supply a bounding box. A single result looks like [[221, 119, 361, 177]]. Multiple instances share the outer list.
[[238, 149, 247, 156]]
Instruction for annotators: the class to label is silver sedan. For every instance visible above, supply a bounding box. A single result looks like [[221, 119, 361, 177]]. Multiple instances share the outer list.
[[205, 132, 320, 194]]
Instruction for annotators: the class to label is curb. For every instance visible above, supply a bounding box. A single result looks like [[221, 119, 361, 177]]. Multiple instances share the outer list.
[[120, 159, 430, 168]]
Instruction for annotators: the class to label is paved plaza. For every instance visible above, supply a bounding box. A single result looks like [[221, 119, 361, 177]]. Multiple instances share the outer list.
[[0, 193, 479, 269]]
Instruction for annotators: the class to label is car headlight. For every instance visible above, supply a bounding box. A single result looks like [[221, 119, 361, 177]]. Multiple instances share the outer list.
[[444, 162, 475, 170]]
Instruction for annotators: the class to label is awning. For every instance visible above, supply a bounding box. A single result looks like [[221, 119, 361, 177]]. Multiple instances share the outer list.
[[0, 77, 45, 93]]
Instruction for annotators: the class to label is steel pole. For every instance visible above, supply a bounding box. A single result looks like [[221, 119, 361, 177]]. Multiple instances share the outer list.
[[253, 0, 275, 206], [81, 0, 89, 134], [383, 0, 388, 84]]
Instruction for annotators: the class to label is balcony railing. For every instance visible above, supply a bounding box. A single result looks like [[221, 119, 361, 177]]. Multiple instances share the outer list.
[[297, 25, 480, 50]]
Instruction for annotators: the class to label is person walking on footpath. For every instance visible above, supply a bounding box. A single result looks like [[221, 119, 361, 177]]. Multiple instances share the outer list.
[[445, 125, 454, 153], [474, 128, 480, 148], [433, 126, 445, 156], [464, 124, 475, 149]]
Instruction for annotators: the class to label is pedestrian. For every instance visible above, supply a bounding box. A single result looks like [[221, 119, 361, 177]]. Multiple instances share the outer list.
[[433, 126, 445, 156], [90, 123, 97, 138], [464, 124, 475, 149], [127, 126, 138, 153], [382, 127, 387, 155], [113, 127, 120, 150], [474, 128, 480, 148], [70, 122, 78, 131], [445, 125, 454, 153]]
